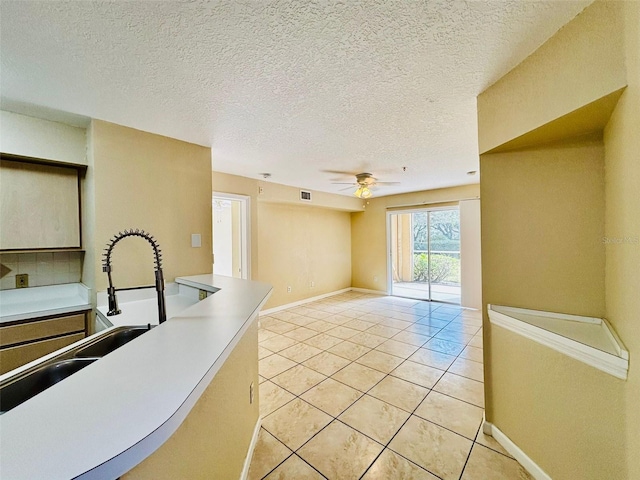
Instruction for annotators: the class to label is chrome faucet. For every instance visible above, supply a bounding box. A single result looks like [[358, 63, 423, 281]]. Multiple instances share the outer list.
[[102, 229, 167, 324]]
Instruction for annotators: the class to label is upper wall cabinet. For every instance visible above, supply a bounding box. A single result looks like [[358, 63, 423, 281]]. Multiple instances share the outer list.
[[0, 157, 81, 250]]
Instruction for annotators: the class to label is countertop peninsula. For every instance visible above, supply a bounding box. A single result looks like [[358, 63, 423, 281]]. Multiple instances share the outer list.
[[0, 274, 272, 479]]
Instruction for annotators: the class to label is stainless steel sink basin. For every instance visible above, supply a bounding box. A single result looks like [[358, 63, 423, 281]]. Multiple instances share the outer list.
[[0, 358, 98, 414], [74, 325, 151, 358], [0, 325, 152, 414]]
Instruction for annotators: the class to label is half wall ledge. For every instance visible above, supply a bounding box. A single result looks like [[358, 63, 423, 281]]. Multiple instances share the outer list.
[[488, 304, 628, 380]]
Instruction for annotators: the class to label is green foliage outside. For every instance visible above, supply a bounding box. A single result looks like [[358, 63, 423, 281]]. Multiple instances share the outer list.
[[413, 253, 460, 284], [413, 210, 460, 252]]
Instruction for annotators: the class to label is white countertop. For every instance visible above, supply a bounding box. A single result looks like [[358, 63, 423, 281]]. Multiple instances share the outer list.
[[0, 274, 272, 479], [95, 283, 201, 327], [0, 283, 92, 324]]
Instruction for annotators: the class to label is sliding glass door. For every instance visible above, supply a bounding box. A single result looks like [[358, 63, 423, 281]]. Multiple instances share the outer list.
[[389, 208, 461, 304]]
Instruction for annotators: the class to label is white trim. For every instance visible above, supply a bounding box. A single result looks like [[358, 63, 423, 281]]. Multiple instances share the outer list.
[[482, 414, 492, 435], [488, 305, 628, 380], [239, 416, 262, 480], [386, 207, 461, 302], [483, 421, 552, 480], [490, 304, 601, 324], [386, 210, 393, 295], [260, 288, 352, 315], [350, 287, 387, 296], [213, 192, 251, 280], [385, 204, 463, 214]]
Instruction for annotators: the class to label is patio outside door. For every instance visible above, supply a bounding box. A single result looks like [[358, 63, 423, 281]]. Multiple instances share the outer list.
[[389, 208, 461, 304]]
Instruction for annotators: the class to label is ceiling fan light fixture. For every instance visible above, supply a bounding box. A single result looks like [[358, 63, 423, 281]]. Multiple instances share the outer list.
[[354, 186, 372, 199]]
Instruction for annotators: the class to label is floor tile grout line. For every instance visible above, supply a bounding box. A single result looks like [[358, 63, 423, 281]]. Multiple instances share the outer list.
[[292, 453, 329, 479], [261, 338, 483, 406], [457, 432, 476, 480], [470, 421, 518, 461], [356, 376, 451, 480], [257, 450, 293, 480], [293, 355, 438, 475], [264, 325, 477, 353], [258, 297, 485, 478], [266, 351, 417, 459]]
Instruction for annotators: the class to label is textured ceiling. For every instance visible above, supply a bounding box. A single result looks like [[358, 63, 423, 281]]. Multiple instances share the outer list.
[[0, 0, 591, 197]]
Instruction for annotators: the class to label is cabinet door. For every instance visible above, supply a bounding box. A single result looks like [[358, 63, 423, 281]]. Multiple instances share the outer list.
[[0, 313, 86, 347], [0, 159, 81, 249], [0, 333, 85, 374]]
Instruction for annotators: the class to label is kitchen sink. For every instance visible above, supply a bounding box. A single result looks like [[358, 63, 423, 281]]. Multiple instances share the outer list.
[[0, 325, 152, 414], [74, 325, 151, 358], [0, 358, 98, 414]]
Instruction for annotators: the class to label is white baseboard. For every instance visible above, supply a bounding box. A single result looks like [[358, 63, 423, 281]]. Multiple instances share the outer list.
[[483, 421, 551, 480], [350, 287, 388, 295], [259, 288, 352, 315], [239, 416, 262, 480]]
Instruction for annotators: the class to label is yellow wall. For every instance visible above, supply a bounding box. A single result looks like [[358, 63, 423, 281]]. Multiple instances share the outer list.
[[258, 202, 352, 308], [123, 318, 259, 479], [213, 171, 357, 309], [490, 325, 626, 479], [480, 140, 605, 318], [89, 120, 213, 291], [603, 2, 640, 477], [459, 199, 482, 309], [477, 0, 625, 154], [478, 1, 639, 478], [212, 172, 262, 279], [231, 200, 241, 277], [351, 185, 479, 291], [390, 214, 412, 282]]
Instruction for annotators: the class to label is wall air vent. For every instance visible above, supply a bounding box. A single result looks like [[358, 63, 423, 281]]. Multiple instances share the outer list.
[[300, 190, 312, 202]]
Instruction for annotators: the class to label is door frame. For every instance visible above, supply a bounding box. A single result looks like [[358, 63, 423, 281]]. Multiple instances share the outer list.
[[212, 192, 251, 280], [386, 205, 459, 300]]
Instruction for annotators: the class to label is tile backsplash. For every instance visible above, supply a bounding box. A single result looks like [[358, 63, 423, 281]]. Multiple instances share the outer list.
[[0, 252, 83, 290]]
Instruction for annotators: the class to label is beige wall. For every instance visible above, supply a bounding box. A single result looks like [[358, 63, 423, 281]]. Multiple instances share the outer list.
[[213, 171, 357, 309], [478, 1, 638, 478], [351, 185, 479, 292], [213, 172, 261, 280], [258, 202, 352, 308], [491, 325, 627, 479], [603, 2, 640, 478], [89, 120, 213, 291], [481, 140, 605, 318], [0, 110, 87, 166], [123, 319, 259, 479], [390, 214, 412, 282], [477, 0, 626, 154], [459, 199, 482, 309], [231, 200, 242, 277]]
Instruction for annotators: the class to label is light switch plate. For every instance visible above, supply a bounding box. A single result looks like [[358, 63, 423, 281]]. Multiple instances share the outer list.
[[191, 233, 201, 248]]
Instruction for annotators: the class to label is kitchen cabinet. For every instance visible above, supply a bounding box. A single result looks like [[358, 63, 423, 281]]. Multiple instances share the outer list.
[[0, 157, 81, 250], [0, 311, 88, 374]]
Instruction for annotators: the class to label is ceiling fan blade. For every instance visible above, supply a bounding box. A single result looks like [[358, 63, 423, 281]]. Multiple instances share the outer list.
[[321, 169, 358, 176], [331, 182, 357, 185], [338, 185, 355, 191], [373, 181, 401, 185]]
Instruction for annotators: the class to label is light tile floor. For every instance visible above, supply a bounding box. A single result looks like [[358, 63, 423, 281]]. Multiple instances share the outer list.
[[249, 291, 532, 480]]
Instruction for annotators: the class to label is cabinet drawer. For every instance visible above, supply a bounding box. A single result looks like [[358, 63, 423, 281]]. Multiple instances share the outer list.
[[0, 313, 86, 348], [0, 332, 85, 375]]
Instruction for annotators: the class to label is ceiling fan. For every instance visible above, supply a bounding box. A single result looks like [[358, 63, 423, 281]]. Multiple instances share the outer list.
[[330, 172, 400, 199]]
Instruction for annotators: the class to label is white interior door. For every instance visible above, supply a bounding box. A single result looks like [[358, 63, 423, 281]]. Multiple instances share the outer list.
[[213, 193, 250, 279]]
